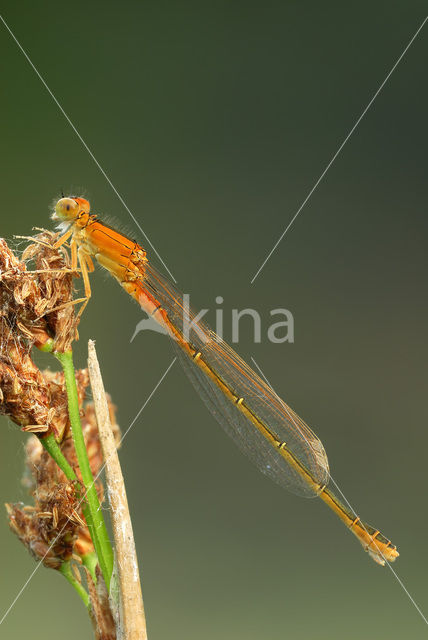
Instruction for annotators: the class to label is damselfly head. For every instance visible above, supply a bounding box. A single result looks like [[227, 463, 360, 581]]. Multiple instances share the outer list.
[[52, 196, 90, 222]]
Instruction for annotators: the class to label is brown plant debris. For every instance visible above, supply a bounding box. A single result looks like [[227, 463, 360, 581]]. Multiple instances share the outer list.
[[1, 232, 121, 637], [1, 231, 78, 352], [87, 566, 117, 640], [8, 392, 121, 562], [0, 233, 84, 439]]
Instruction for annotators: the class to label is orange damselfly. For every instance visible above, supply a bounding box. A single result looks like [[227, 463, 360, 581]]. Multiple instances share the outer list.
[[51, 196, 398, 565]]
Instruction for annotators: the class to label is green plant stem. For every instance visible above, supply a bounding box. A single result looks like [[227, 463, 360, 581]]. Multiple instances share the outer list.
[[59, 561, 90, 608], [55, 349, 114, 590], [81, 551, 98, 583], [41, 434, 103, 581], [40, 432, 78, 482], [40, 431, 103, 579]]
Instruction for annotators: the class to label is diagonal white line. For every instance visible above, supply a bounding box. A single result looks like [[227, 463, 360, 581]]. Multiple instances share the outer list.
[[385, 563, 428, 625], [250, 15, 428, 284], [329, 477, 428, 626], [0, 357, 176, 627], [114, 357, 176, 446], [250, 355, 428, 627], [0, 13, 177, 283]]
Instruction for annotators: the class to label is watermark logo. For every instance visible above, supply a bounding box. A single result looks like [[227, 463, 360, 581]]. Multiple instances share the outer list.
[[131, 294, 294, 344], [130, 315, 169, 342]]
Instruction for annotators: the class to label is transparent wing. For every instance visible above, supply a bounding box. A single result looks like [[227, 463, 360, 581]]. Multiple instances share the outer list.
[[140, 263, 330, 497]]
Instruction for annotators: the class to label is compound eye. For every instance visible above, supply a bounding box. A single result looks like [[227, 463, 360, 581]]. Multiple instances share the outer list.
[[55, 197, 80, 220]]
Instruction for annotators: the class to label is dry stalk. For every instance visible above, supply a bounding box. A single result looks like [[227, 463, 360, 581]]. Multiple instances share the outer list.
[[87, 339, 147, 640]]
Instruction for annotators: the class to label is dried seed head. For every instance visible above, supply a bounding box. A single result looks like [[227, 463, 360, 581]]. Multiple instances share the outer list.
[[11, 433, 93, 568], [0, 234, 85, 437], [0, 239, 48, 345], [23, 231, 77, 352], [6, 476, 80, 569], [0, 336, 89, 440], [15, 392, 121, 569], [0, 316, 53, 432], [0, 233, 78, 351]]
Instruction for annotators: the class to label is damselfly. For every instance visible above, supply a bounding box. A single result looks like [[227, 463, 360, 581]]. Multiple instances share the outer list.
[[51, 196, 398, 565]]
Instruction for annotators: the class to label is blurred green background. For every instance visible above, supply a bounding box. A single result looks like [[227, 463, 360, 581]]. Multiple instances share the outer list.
[[1, 2, 428, 638]]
